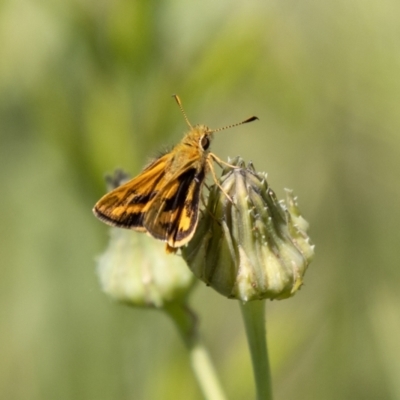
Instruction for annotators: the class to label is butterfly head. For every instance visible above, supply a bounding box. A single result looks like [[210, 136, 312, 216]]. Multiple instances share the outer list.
[[173, 94, 258, 152], [185, 124, 214, 152]]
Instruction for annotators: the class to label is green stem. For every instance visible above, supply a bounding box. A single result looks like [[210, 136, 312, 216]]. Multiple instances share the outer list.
[[189, 341, 228, 400], [239, 300, 272, 400], [165, 303, 228, 400]]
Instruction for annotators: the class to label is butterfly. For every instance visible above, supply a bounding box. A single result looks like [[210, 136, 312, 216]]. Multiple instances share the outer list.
[[93, 95, 258, 252]]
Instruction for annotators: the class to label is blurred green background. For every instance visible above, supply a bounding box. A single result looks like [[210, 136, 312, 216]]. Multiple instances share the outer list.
[[1, 0, 400, 399]]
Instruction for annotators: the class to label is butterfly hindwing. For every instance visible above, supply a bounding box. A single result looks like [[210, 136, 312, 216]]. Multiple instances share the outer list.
[[144, 166, 206, 247]]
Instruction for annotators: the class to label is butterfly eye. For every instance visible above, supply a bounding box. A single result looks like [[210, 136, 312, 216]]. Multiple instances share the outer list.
[[200, 136, 210, 150]]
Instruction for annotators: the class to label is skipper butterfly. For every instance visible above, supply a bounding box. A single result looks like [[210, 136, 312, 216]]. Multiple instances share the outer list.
[[93, 95, 258, 251]]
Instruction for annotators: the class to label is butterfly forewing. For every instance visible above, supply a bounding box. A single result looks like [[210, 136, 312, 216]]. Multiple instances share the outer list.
[[93, 154, 170, 231]]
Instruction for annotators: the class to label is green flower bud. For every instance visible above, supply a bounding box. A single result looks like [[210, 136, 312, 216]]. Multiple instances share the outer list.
[[182, 158, 314, 302], [96, 170, 196, 308]]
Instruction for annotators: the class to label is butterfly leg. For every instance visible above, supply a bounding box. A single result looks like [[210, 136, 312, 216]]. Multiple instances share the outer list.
[[209, 153, 240, 170], [206, 157, 234, 204]]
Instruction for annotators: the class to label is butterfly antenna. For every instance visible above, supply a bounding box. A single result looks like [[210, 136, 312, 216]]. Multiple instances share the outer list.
[[210, 116, 259, 133], [172, 94, 193, 129]]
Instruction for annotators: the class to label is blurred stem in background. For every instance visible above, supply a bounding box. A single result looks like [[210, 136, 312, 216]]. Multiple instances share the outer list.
[[166, 303, 228, 400]]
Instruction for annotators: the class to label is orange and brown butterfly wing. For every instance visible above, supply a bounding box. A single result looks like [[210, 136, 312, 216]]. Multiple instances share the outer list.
[[92, 154, 170, 231], [144, 166, 207, 247]]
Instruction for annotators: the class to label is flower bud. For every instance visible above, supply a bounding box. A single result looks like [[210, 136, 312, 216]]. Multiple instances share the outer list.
[[182, 158, 314, 302], [96, 170, 196, 308]]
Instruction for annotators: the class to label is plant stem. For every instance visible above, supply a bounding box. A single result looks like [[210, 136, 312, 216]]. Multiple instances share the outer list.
[[165, 303, 228, 400], [239, 300, 272, 400], [189, 341, 228, 400]]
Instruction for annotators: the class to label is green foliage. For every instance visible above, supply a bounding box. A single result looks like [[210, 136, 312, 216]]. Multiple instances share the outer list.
[[1, 0, 400, 399]]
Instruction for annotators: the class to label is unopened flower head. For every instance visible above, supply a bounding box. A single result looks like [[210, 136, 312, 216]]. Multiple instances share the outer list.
[[182, 158, 314, 302]]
